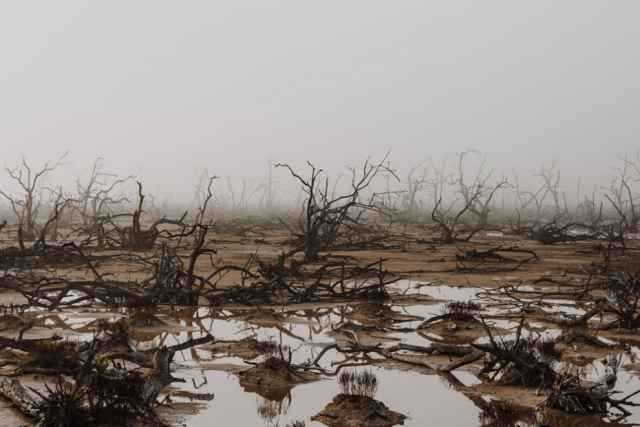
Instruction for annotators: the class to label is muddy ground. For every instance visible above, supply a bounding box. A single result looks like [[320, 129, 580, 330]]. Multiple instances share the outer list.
[[0, 224, 639, 427]]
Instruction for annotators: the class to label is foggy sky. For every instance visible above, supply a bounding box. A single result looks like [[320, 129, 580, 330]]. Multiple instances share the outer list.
[[0, 1, 638, 200]]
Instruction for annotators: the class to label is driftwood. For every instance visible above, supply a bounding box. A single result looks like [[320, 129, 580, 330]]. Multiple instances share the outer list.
[[455, 246, 539, 273], [0, 377, 39, 418]]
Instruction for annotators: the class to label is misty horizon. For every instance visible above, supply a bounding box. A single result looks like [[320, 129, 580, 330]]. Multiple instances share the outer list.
[[0, 1, 638, 202]]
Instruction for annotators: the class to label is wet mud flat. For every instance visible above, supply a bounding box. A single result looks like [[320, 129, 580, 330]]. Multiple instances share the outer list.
[[1, 227, 640, 427]]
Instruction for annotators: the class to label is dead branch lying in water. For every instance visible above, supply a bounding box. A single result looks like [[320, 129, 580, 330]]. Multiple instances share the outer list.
[[543, 371, 640, 418], [0, 320, 215, 425]]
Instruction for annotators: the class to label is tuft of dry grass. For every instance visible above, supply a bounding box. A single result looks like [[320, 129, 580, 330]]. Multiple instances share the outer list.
[[338, 370, 378, 399], [444, 300, 481, 321]]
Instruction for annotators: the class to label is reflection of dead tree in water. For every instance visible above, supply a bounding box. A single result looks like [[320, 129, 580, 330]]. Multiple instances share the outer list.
[[441, 371, 538, 426], [306, 340, 481, 376]]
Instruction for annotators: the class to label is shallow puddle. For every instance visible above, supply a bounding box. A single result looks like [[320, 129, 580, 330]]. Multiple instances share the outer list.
[[173, 366, 483, 427]]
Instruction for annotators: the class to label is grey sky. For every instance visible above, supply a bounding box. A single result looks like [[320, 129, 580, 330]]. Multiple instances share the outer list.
[[0, 1, 638, 200]]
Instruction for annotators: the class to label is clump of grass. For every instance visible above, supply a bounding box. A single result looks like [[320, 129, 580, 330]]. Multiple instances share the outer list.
[[338, 370, 378, 399], [85, 368, 147, 420], [253, 338, 279, 357], [32, 363, 151, 426], [444, 301, 481, 321], [31, 379, 91, 427]]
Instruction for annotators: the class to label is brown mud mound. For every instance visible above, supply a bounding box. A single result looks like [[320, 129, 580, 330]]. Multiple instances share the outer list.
[[207, 337, 277, 360], [329, 322, 400, 347], [420, 318, 493, 343], [348, 303, 420, 326], [238, 357, 318, 400], [312, 394, 406, 427]]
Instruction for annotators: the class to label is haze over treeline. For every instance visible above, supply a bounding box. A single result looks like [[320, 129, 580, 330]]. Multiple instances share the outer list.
[[0, 1, 638, 203]]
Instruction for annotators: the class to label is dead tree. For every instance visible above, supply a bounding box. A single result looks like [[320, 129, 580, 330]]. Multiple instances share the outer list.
[[511, 171, 545, 229], [0, 152, 68, 241], [259, 160, 278, 212], [577, 193, 604, 230], [147, 176, 217, 305], [425, 157, 449, 216], [398, 161, 430, 222], [473, 319, 558, 388], [598, 272, 640, 330], [428, 153, 506, 243], [537, 162, 568, 218], [605, 155, 639, 233], [224, 177, 260, 214], [34, 188, 75, 247], [543, 370, 640, 418], [75, 158, 132, 229], [510, 163, 570, 230], [454, 151, 508, 230], [276, 156, 397, 262], [193, 174, 218, 225], [431, 196, 484, 243], [115, 182, 187, 250]]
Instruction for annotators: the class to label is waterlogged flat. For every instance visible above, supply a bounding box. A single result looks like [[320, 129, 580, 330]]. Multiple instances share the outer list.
[[2, 277, 640, 427]]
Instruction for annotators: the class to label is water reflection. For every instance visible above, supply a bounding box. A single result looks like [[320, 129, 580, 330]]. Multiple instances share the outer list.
[[256, 394, 291, 426], [13, 283, 640, 426]]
